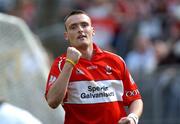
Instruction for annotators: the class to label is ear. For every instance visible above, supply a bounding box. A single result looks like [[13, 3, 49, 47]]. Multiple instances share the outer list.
[[64, 32, 68, 40], [92, 27, 95, 36]]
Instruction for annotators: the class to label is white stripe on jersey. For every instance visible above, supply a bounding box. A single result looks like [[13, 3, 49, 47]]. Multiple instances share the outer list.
[[65, 80, 124, 104]]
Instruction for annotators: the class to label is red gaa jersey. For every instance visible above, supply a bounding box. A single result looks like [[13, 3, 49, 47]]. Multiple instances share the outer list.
[[45, 44, 141, 124]]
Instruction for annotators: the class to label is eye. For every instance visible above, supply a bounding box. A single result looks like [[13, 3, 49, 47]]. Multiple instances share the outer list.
[[69, 24, 77, 30], [81, 22, 89, 28]]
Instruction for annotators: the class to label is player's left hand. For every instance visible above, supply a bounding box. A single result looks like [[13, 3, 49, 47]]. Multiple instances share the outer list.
[[118, 117, 135, 124]]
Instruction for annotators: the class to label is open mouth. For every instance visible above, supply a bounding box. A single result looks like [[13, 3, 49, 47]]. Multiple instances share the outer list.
[[77, 35, 87, 39]]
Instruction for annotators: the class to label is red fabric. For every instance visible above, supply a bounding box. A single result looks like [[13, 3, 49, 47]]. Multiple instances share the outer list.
[[45, 44, 141, 124]]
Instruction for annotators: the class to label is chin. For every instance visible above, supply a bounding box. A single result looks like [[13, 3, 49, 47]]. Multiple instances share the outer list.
[[77, 42, 89, 50]]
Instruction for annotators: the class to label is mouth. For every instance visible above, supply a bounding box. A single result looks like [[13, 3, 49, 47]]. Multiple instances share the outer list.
[[77, 34, 87, 40]]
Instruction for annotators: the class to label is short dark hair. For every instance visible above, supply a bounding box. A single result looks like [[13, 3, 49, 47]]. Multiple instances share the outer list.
[[64, 10, 88, 23]]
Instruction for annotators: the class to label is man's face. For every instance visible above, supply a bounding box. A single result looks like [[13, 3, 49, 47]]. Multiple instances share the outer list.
[[64, 14, 95, 49]]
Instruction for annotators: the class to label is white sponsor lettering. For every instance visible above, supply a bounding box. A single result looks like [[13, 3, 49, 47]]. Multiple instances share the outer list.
[[125, 89, 139, 97], [65, 80, 124, 104], [87, 65, 98, 70]]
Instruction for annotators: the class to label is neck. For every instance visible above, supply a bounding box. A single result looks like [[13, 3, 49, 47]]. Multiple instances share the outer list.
[[78, 43, 93, 60]]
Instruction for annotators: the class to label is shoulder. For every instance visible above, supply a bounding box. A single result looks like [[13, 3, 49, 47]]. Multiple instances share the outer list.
[[50, 54, 66, 72], [101, 50, 127, 71], [103, 50, 125, 63], [52, 54, 66, 67], [54, 54, 66, 62]]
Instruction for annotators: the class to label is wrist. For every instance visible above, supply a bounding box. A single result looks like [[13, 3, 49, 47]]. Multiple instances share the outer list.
[[66, 59, 76, 67], [127, 113, 139, 124]]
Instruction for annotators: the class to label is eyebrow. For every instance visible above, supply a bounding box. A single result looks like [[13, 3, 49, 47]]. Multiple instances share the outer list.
[[68, 21, 89, 28], [68, 23, 78, 28]]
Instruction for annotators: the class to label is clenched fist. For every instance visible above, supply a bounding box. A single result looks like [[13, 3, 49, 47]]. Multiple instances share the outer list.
[[66, 47, 82, 64]]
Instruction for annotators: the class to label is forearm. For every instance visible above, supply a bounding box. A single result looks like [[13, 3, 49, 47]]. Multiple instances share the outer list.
[[118, 99, 143, 124], [46, 63, 73, 108], [128, 99, 143, 118]]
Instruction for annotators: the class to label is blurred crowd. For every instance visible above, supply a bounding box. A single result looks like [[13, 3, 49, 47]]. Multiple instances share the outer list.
[[1, 0, 180, 78], [60, 0, 180, 80]]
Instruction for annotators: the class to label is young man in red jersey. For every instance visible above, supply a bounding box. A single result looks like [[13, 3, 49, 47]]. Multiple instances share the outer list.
[[45, 10, 143, 124]]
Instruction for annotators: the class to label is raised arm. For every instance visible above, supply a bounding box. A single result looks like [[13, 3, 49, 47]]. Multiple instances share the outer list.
[[46, 47, 81, 108]]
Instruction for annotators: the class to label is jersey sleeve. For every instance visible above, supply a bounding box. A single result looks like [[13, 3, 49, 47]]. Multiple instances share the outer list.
[[45, 56, 65, 99], [121, 59, 142, 106]]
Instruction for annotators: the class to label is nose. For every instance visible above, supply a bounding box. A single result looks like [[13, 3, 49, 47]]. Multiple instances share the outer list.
[[78, 25, 83, 32]]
